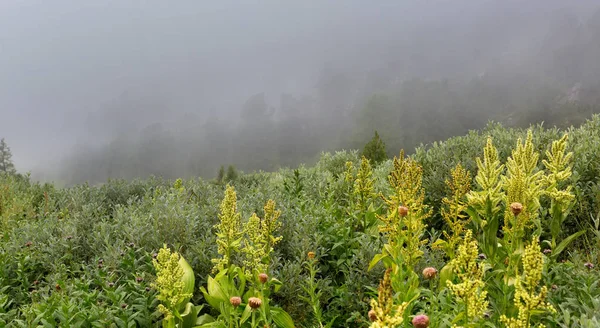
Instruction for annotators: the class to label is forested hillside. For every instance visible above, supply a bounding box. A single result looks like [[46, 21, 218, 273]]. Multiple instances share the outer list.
[[7, 2, 597, 185]]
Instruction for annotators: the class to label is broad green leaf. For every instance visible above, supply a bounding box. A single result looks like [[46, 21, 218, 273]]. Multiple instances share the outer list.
[[270, 277, 283, 292], [325, 316, 338, 328], [180, 302, 199, 328], [207, 277, 227, 302], [368, 253, 387, 271], [194, 321, 226, 328], [178, 255, 195, 311], [431, 239, 447, 248], [240, 305, 252, 324], [552, 230, 585, 259], [439, 263, 453, 290], [195, 314, 215, 325], [270, 307, 295, 328]]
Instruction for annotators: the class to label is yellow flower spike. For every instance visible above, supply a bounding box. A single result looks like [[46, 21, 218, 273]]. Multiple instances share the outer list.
[[344, 161, 355, 183], [353, 156, 376, 212], [501, 130, 545, 276], [541, 133, 575, 209], [242, 199, 282, 275], [151, 245, 192, 320], [212, 185, 243, 273], [173, 178, 184, 193], [437, 163, 471, 258], [501, 236, 556, 328], [377, 150, 430, 267], [243, 213, 264, 274], [467, 136, 504, 219], [447, 230, 489, 324], [369, 269, 409, 328]]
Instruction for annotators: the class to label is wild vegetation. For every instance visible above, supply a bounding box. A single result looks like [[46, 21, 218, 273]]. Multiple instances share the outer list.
[[1, 116, 600, 327]]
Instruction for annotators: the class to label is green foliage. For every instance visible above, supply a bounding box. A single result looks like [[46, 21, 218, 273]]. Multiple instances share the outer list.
[[361, 131, 388, 165], [1, 118, 600, 327]]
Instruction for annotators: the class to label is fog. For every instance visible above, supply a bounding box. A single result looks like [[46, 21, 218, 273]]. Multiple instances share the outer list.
[[1, 0, 600, 184]]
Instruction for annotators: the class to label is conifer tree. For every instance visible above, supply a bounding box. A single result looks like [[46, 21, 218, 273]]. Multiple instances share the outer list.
[[361, 130, 387, 165], [225, 165, 238, 182], [0, 138, 16, 175], [217, 165, 225, 183]]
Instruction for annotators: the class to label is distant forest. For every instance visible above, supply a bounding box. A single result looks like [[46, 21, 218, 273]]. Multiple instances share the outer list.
[[50, 6, 600, 185]]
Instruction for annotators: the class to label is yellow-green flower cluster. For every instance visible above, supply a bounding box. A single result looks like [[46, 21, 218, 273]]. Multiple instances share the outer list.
[[242, 199, 282, 275], [344, 161, 355, 183], [173, 178, 184, 193], [447, 230, 489, 323], [502, 131, 544, 242], [353, 156, 376, 212], [244, 213, 263, 273], [151, 245, 191, 320], [500, 236, 556, 328], [212, 185, 243, 273], [437, 163, 472, 258], [378, 151, 430, 267], [541, 134, 574, 205], [467, 136, 504, 220], [369, 268, 408, 328]]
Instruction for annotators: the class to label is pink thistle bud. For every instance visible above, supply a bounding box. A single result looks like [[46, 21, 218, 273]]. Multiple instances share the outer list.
[[412, 314, 429, 328]]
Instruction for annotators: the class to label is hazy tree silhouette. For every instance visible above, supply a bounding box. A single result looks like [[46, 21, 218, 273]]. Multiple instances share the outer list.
[[0, 138, 16, 175]]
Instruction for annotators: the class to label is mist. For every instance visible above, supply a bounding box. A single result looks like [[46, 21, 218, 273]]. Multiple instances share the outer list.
[[1, 0, 600, 184]]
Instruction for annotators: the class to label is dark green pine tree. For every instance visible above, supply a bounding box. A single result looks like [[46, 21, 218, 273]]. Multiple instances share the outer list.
[[217, 165, 225, 183], [225, 165, 238, 182], [361, 131, 387, 165], [0, 138, 16, 175]]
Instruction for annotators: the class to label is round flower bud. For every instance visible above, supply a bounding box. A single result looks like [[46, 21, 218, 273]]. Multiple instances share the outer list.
[[412, 314, 429, 328], [248, 297, 262, 309], [368, 309, 377, 322], [230, 296, 242, 307], [422, 267, 437, 280], [510, 202, 523, 216], [307, 251, 316, 259], [398, 206, 409, 217], [258, 273, 268, 284]]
